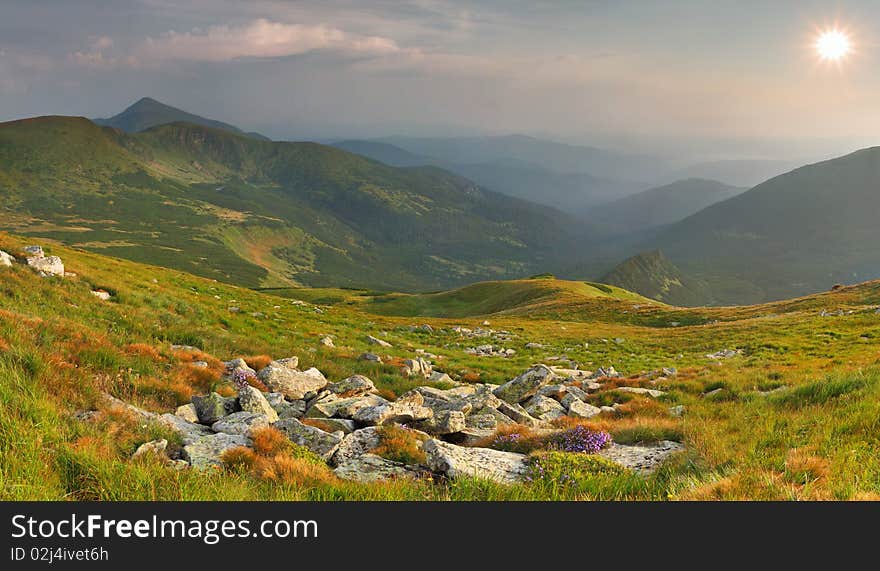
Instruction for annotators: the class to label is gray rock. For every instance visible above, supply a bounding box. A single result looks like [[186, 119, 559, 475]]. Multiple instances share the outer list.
[[264, 392, 285, 407], [566, 398, 602, 419], [184, 433, 249, 470], [331, 427, 382, 466], [414, 410, 466, 435], [191, 392, 239, 424], [273, 418, 343, 460], [23, 245, 44, 257], [132, 439, 168, 459], [402, 357, 432, 378], [305, 418, 357, 434], [0, 250, 14, 267], [238, 385, 279, 422], [90, 290, 111, 301], [599, 441, 685, 474], [669, 405, 686, 417], [427, 371, 454, 384], [447, 428, 496, 447], [496, 401, 544, 428], [359, 352, 383, 363], [211, 411, 271, 435], [102, 394, 156, 421], [333, 453, 417, 483], [524, 394, 567, 421], [327, 374, 376, 397], [616, 387, 666, 398], [319, 336, 335, 347], [366, 335, 392, 347], [353, 392, 433, 426], [275, 400, 308, 419], [306, 394, 388, 419], [493, 365, 556, 404], [156, 413, 214, 445], [423, 439, 529, 484], [175, 403, 200, 423], [258, 363, 327, 400], [26, 255, 64, 277]]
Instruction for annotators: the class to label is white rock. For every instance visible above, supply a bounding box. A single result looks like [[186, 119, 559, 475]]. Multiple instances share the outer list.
[[423, 439, 529, 484]]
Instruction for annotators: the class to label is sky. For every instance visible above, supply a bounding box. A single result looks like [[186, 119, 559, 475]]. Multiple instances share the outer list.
[[3, 0, 880, 162]]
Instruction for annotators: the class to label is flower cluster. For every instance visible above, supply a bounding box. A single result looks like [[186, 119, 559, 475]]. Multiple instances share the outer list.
[[231, 368, 256, 389], [553, 426, 612, 454]]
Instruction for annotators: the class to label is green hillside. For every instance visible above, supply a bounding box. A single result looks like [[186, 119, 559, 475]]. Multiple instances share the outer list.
[[655, 147, 880, 304], [600, 250, 714, 307], [0, 116, 579, 291]]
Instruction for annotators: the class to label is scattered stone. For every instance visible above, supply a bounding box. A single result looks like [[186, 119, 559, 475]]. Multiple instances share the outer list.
[[191, 361, 208, 368], [191, 392, 239, 424], [706, 349, 741, 360], [366, 335, 392, 348], [669, 405, 686, 417], [132, 439, 168, 459], [238, 385, 279, 423], [496, 401, 544, 428], [175, 403, 200, 423], [616, 387, 666, 398], [427, 371, 454, 384], [423, 439, 529, 484], [414, 410, 466, 435], [26, 255, 64, 277], [493, 365, 555, 404], [157, 413, 214, 444], [353, 392, 433, 426], [402, 357, 432, 378], [599, 441, 685, 474], [90, 290, 111, 301], [306, 418, 357, 434], [331, 427, 382, 466], [328, 375, 376, 397], [524, 395, 567, 421], [23, 245, 44, 257], [359, 352, 383, 363], [211, 411, 270, 435], [184, 433, 249, 470], [258, 362, 327, 400], [319, 336, 335, 348], [333, 453, 417, 483], [274, 418, 343, 460], [566, 399, 602, 419], [0, 250, 14, 267], [525, 342, 545, 349]]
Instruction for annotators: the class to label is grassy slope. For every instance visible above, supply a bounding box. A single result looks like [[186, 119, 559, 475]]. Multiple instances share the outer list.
[[0, 116, 578, 292], [2, 233, 880, 500]]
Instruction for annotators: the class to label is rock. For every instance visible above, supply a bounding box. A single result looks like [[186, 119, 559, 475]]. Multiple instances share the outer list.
[[566, 398, 602, 419], [184, 433, 249, 470], [536, 384, 568, 400], [191, 392, 239, 424], [331, 427, 382, 466], [23, 245, 44, 257], [258, 363, 327, 400], [102, 394, 156, 421], [319, 336, 335, 347], [156, 413, 214, 445], [669, 405, 686, 417], [175, 403, 200, 423], [423, 439, 529, 484], [493, 365, 555, 404], [553, 368, 591, 381], [225, 358, 256, 376], [524, 395, 567, 421], [328, 375, 376, 397], [366, 335, 392, 348], [353, 392, 433, 426], [333, 453, 417, 483], [402, 357, 432, 378], [132, 439, 168, 459], [414, 410, 466, 435], [275, 400, 308, 419], [238, 385, 279, 423], [599, 441, 685, 474], [662, 367, 678, 377], [427, 371, 454, 384], [273, 418, 343, 461], [305, 418, 357, 434], [264, 392, 285, 407], [599, 406, 618, 415], [191, 361, 208, 369], [496, 401, 544, 428], [90, 290, 111, 301], [26, 255, 64, 277], [465, 412, 500, 430], [616, 387, 666, 398], [524, 342, 545, 349], [211, 411, 271, 435], [447, 428, 496, 447], [0, 250, 14, 267], [359, 352, 383, 363], [306, 394, 388, 419], [706, 349, 741, 360]]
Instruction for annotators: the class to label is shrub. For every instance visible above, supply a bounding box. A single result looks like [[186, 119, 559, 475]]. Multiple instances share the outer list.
[[243, 355, 272, 371], [371, 424, 427, 465]]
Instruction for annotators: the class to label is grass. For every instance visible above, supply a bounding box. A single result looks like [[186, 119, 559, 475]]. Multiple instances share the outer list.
[[2, 232, 880, 500]]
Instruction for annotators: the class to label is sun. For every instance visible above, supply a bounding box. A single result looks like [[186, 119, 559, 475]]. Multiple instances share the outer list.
[[816, 29, 851, 61]]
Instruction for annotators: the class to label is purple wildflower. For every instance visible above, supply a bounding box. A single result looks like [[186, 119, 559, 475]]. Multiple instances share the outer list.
[[231, 368, 256, 389], [553, 426, 612, 454]]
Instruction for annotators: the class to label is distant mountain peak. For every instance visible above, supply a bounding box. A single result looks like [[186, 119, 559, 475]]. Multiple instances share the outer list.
[[600, 250, 712, 306]]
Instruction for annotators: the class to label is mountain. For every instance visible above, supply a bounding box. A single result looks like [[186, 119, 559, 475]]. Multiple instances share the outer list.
[[94, 97, 271, 141], [377, 134, 671, 182], [0, 115, 583, 291], [331, 140, 432, 167], [589, 178, 745, 235], [666, 159, 798, 188], [599, 250, 712, 307], [655, 147, 880, 304]]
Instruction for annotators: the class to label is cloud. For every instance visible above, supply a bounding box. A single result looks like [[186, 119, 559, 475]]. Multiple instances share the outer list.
[[133, 18, 399, 63]]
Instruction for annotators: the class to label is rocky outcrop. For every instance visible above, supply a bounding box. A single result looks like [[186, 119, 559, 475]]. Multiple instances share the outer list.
[[211, 411, 271, 435], [0, 250, 15, 267], [273, 418, 343, 460], [327, 375, 376, 397], [258, 361, 328, 399], [423, 439, 529, 484], [493, 365, 555, 404], [191, 392, 239, 424], [598, 441, 685, 474], [353, 392, 433, 426], [333, 454, 418, 483], [331, 427, 382, 467], [24, 246, 64, 277], [238, 385, 279, 422], [184, 433, 249, 470]]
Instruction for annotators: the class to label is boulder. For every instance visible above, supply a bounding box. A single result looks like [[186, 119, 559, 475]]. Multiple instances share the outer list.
[[191, 392, 239, 424], [306, 393, 388, 419], [26, 255, 64, 277], [91, 290, 111, 301], [524, 395, 567, 421], [423, 439, 529, 484], [174, 403, 200, 423], [184, 433, 249, 470], [333, 453, 418, 483], [319, 336, 335, 347], [446, 428, 496, 447], [427, 371, 454, 384], [224, 358, 257, 380], [132, 439, 168, 459], [414, 410, 466, 435], [327, 375, 376, 397], [352, 392, 433, 426], [305, 418, 357, 434], [359, 353, 383, 363], [0, 250, 15, 267], [493, 365, 555, 404], [331, 427, 382, 466], [599, 441, 685, 474], [616, 387, 666, 398], [23, 245, 44, 257], [273, 418, 343, 460], [211, 411, 271, 435], [402, 357, 432, 378], [156, 413, 214, 445], [238, 385, 279, 422], [496, 401, 544, 428], [258, 363, 327, 400], [275, 400, 308, 419], [366, 335, 392, 348], [566, 398, 602, 419]]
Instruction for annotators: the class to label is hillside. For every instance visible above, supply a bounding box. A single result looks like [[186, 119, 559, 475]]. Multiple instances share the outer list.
[[0, 116, 581, 291], [600, 250, 714, 307], [590, 179, 745, 235], [666, 159, 798, 188], [331, 140, 432, 167], [94, 97, 270, 140], [655, 147, 880, 303], [4, 233, 880, 501]]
